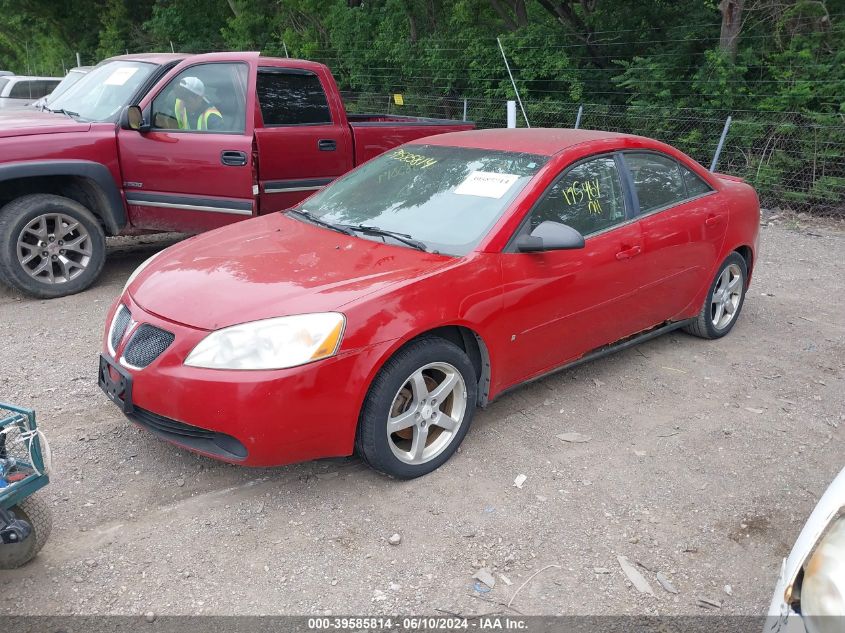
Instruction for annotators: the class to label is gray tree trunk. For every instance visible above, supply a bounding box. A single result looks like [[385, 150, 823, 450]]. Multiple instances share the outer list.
[[719, 0, 744, 60]]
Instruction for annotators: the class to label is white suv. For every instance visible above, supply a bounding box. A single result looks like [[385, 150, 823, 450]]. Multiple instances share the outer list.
[[0, 76, 61, 110]]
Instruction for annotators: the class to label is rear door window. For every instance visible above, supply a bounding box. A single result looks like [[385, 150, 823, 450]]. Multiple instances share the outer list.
[[256, 70, 332, 126], [625, 152, 711, 214], [681, 165, 713, 197]]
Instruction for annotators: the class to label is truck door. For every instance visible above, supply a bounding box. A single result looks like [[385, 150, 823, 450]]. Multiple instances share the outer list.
[[253, 66, 353, 213], [117, 56, 258, 233]]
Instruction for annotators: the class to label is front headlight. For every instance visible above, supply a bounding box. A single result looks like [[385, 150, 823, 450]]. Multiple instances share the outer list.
[[801, 515, 845, 633], [184, 313, 346, 370], [123, 249, 166, 293]]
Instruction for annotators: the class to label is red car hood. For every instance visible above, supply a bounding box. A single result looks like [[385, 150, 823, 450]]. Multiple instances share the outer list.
[[131, 213, 453, 331], [0, 109, 91, 138]]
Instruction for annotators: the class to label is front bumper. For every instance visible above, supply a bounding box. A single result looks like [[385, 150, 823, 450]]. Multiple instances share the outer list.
[[99, 293, 391, 467]]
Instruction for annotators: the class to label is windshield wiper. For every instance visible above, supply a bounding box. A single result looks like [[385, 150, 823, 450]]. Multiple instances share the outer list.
[[48, 107, 79, 118], [288, 209, 355, 236], [345, 225, 429, 252]]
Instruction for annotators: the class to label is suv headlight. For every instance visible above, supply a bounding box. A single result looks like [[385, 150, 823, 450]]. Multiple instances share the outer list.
[[801, 515, 845, 633], [184, 313, 345, 370]]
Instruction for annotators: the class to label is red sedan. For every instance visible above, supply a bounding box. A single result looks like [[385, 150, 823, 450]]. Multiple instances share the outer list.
[[99, 129, 760, 478]]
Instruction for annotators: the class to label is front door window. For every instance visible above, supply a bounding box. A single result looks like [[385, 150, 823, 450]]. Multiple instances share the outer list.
[[150, 63, 248, 133], [528, 156, 627, 236]]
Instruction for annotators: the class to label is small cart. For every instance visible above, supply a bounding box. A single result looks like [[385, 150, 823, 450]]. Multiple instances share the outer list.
[[0, 402, 52, 568]]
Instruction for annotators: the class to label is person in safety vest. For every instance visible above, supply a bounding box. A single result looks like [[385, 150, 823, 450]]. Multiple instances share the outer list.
[[174, 76, 223, 131]]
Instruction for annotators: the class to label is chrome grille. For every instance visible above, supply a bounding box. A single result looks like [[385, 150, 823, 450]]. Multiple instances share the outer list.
[[109, 305, 131, 353], [123, 324, 175, 369]]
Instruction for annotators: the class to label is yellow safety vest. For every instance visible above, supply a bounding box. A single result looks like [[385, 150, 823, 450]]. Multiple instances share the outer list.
[[175, 98, 222, 130]]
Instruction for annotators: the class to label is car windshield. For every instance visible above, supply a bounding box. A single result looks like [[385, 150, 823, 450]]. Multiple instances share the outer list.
[[297, 145, 547, 255], [0, 78, 9, 94], [48, 60, 156, 121]]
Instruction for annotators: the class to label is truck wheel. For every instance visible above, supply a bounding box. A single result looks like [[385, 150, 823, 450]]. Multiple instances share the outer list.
[[0, 494, 53, 569], [0, 194, 106, 298]]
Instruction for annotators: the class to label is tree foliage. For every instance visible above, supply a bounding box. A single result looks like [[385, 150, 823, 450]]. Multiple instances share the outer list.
[[1, 0, 842, 114], [0, 0, 842, 211]]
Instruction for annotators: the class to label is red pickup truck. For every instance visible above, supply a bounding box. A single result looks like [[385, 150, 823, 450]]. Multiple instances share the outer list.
[[0, 52, 474, 298]]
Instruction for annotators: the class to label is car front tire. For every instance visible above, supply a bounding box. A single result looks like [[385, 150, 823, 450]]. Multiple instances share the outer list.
[[0, 194, 106, 298], [356, 337, 477, 479], [684, 252, 748, 339]]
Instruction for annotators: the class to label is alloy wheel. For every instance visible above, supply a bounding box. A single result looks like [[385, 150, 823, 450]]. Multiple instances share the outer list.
[[16, 213, 92, 284], [711, 263, 743, 330], [386, 362, 467, 465]]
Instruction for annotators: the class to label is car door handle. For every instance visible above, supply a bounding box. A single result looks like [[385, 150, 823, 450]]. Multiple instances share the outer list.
[[705, 215, 721, 227], [318, 139, 337, 151], [221, 150, 248, 166], [616, 245, 642, 260]]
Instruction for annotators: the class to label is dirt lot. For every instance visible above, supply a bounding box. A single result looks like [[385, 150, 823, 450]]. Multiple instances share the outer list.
[[0, 214, 843, 617]]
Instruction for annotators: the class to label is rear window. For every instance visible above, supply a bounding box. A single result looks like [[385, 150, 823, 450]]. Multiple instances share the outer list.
[[0, 78, 9, 94], [257, 70, 331, 125]]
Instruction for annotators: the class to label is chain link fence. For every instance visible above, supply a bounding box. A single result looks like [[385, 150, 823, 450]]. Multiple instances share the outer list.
[[343, 92, 845, 216]]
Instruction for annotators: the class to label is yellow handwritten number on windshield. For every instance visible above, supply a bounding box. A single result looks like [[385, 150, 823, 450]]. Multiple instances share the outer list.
[[389, 149, 438, 169]]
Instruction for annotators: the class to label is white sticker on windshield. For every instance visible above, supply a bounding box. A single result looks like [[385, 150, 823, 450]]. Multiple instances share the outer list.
[[454, 171, 520, 199], [104, 67, 138, 86]]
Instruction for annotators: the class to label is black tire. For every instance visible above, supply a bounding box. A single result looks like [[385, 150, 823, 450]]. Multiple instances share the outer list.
[[684, 252, 748, 340], [0, 494, 52, 569], [0, 194, 106, 298], [355, 337, 477, 479]]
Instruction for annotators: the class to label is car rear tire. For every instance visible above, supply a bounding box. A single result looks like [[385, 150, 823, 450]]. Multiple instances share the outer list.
[[684, 252, 748, 340], [355, 337, 477, 479], [0, 194, 106, 298], [0, 494, 53, 569]]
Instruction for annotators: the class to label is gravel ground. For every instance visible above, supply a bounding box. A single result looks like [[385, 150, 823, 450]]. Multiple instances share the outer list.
[[0, 214, 842, 617]]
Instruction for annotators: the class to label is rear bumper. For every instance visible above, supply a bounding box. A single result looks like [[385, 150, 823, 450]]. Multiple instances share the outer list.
[[100, 293, 391, 467]]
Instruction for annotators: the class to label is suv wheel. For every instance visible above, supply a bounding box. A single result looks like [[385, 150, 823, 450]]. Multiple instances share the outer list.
[[0, 194, 106, 298]]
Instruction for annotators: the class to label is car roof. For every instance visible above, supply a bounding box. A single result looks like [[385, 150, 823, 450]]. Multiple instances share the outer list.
[[418, 128, 640, 157]]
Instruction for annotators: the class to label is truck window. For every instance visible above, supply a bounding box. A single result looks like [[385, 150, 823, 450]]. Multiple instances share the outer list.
[[150, 63, 248, 133], [257, 70, 332, 126]]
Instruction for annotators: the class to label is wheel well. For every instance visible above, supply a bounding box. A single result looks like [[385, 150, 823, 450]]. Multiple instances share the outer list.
[[734, 245, 753, 278], [403, 326, 492, 407], [0, 176, 113, 234]]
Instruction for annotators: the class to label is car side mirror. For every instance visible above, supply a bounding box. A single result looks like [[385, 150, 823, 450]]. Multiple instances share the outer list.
[[516, 221, 585, 252], [121, 105, 149, 132]]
